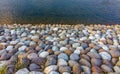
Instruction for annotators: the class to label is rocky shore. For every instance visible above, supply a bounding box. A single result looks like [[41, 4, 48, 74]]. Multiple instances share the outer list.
[[0, 24, 120, 74]]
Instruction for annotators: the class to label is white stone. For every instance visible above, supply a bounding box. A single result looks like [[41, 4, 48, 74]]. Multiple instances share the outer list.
[[74, 49, 80, 55], [60, 47, 68, 51], [15, 68, 29, 74], [39, 51, 49, 58], [44, 65, 58, 74], [53, 27, 58, 31], [63, 72, 70, 74], [99, 52, 111, 61], [21, 32, 27, 37], [58, 59, 68, 66], [30, 30, 36, 34], [18, 46, 27, 51], [6, 45, 13, 51], [10, 41, 18, 45]]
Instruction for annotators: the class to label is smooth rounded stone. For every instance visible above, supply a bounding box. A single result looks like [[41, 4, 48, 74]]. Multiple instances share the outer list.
[[58, 53, 69, 61], [27, 53, 38, 60], [60, 47, 68, 51], [29, 41, 36, 47], [89, 35, 95, 40], [57, 59, 68, 66], [62, 72, 70, 74], [0, 49, 7, 56], [81, 54, 90, 61], [79, 58, 91, 67], [87, 52, 101, 59], [81, 66, 91, 74], [31, 57, 46, 65], [31, 35, 40, 42], [39, 51, 49, 58], [52, 46, 59, 52], [101, 64, 113, 72], [18, 46, 27, 51], [64, 49, 73, 55], [53, 27, 59, 31], [70, 53, 80, 61], [49, 71, 59, 74], [72, 43, 80, 48], [59, 40, 67, 46], [10, 40, 18, 45], [30, 30, 36, 34], [35, 46, 42, 51], [21, 32, 27, 37], [81, 43, 88, 49], [45, 56, 57, 66], [110, 49, 120, 58], [68, 60, 79, 67], [29, 63, 41, 71], [91, 58, 102, 66], [59, 65, 71, 73], [6, 45, 13, 51], [44, 65, 58, 74], [99, 52, 111, 61], [92, 66, 102, 73], [90, 49, 97, 53], [0, 43, 6, 50], [113, 66, 120, 73], [15, 68, 29, 74], [0, 61, 7, 68], [73, 64, 82, 74], [101, 45, 109, 51], [29, 71, 43, 74], [116, 60, 120, 66], [80, 37, 87, 41], [74, 49, 80, 55], [0, 52, 11, 60]]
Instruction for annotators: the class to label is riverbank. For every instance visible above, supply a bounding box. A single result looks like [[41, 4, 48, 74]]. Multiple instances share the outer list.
[[0, 24, 120, 74]]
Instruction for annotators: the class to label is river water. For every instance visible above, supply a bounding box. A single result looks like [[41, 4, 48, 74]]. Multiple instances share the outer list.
[[0, 0, 120, 24]]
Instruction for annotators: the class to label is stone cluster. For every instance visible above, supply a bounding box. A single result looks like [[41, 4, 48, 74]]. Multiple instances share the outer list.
[[0, 24, 120, 74]]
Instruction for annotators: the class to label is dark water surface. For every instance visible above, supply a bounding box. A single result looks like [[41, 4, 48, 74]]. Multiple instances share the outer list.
[[0, 0, 120, 24]]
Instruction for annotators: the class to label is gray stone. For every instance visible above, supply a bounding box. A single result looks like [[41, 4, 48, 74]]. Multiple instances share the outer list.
[[6, 45, 13, 51], [58, 59, 68, 66], [99, 52, 111, 61], [39, 51, 49, 58], [29, 63, 41, 71], [70, 53, 80, 61], [15, 68, 29, 74], [58, 53, 69, 61]]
